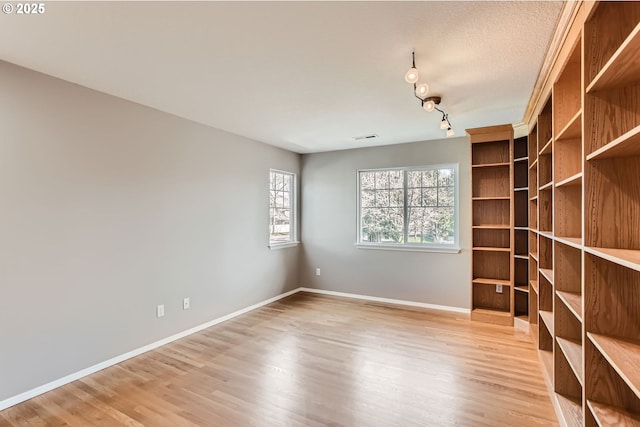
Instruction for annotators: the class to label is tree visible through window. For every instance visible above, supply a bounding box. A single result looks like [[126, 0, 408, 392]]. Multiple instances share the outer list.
[[359, 165, 457, 247], [269, 170, 296, 245]]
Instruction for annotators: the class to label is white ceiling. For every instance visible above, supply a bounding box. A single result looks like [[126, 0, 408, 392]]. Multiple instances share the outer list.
[[0, 1, 563, 153]]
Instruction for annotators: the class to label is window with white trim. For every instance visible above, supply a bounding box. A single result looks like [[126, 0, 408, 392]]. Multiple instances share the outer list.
[[269, 170, 297, 247], [357, 165, 458, 249]]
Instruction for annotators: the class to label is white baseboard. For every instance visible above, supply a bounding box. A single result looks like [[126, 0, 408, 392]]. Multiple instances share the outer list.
[[0, 286, 468, 412], [0, 287, 302, 412], [299, 287, 471, 314]]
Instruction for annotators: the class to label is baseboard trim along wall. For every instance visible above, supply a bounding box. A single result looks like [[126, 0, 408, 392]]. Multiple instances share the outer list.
[[0, 287, 301, 412], [0, 286, 468, 411], [299, 287, 471, 314]]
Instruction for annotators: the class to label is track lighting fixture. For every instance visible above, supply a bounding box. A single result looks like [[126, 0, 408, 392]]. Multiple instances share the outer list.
[[405, 51, 455, 137]]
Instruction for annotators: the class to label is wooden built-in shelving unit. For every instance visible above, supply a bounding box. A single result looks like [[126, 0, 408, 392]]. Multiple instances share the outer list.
[[467, 125, 514, 326], [521, 2, 640, 426]]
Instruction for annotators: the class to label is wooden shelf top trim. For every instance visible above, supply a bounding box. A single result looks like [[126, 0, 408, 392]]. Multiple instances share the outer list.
[[473, 223, 510, 228], [584, 246, 640, 273], [472, 225, 510, 230], [472, 162, 511, 168], [514, 254, 529, 260], [539, 310, 554, 336], [588, 333, 640, 400], [555, 110, 582, 142], [540, 268, 554, 283], [514, 285, 529, 293], [556, 394, 584, 427], [514, 187, 529, 192], [539, 138, 553, 155], [530, 280, 539, 294], [556, 337, 584, 385], [514, 156, 529, 163], [588, 400, 640, 427], [472, 196, 511, 201], [556, 291, 582, 323], [472, 278, 512, 286], [472, 246, 511, 252], [539, 181, 554, 191], [555, 172, 583, 188], [514, 226, 528, 231], [586, 124, 640, 161], [555, 236, 582, 250], [586, 22, 640, 93]]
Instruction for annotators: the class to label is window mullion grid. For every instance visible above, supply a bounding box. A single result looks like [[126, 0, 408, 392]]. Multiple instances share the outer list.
[[403, 170, 408, 245]]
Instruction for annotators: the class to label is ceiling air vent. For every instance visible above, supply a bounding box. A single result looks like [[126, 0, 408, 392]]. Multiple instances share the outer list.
[[353, 134, 379, 141]]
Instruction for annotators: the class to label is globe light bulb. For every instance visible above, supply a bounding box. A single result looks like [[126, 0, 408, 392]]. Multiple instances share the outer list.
[[404, 67, 419, 84], [440, 118, 448, 130], [415, 83, 429, 99], [423, 100, 436, 112], [446, 127, 455, 137]]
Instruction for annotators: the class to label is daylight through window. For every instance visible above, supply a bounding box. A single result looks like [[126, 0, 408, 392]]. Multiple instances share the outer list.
[[358, 165, 458, 248], [269, 170, 296, 246]]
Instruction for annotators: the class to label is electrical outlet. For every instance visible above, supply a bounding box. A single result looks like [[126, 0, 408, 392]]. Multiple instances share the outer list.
[[183, 298, 190, 310], [157, 304, 165, 318], [496, 284, 503, 294], [316, 268, 321, 276]]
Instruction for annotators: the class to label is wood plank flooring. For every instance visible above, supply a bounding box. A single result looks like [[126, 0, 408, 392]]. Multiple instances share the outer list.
[[0, 292, 558, 426]]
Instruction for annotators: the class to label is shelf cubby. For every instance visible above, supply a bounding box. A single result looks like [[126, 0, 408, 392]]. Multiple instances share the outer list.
[[472, 166, 511, 198], [515, 257, 528, 286], [555, 299, 582, 367], [473, 228, 509, 249], [588, 400, 640, 427], [557, 336, 583, 386], [539, 187, 553, 233], [539, 153, 553, 189], [540, 316, 554, 354], [584, 157, 640, 251], [585, 337, 640, 421], [555, 185, 581, 240], [539, 234, 553, 270], [529, 202, 538, 233], [472, 199, 510, 227], [557, 291, 582, 323], [553, 39, 582, 138], [585, 2, 640, 93], [514, 191, 528, 228], [472, 282, 511, 312], [529, 124, 538, 165], [515, 229, 527, 256], [473, 250, 510, 281], [554, 241, 582, 323], [555, 344, 583, 426], [539, 273, 552, 313], [472, 139, 511, 165]]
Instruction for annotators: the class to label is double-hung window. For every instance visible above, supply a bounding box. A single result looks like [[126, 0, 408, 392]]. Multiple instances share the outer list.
[[269, 169, 297, 248], [357, 164, 459, 252]]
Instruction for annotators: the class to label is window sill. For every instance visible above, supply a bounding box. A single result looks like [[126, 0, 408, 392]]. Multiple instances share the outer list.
[[355, 243, 461, 254], [269, 241, 300, 250]]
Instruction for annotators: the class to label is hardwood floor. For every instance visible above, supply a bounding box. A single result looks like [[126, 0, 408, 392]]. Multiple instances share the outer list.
[[0, 292, 558, 426]]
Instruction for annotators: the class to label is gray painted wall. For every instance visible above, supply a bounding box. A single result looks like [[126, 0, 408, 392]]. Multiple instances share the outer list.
[[300, 138, 471, 308], [0, 61, 300, 401]]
